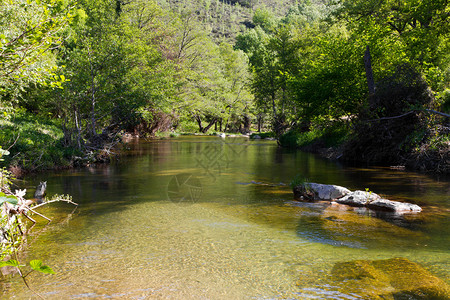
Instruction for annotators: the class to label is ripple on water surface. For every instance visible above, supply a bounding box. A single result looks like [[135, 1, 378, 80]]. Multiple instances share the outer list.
[[3, 137, 449, 299]]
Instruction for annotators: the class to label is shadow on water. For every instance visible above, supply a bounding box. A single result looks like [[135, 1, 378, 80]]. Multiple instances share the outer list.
[[292, 198, 449, 251], [25, 136, 449, 248], [4, 136, 449, 299]]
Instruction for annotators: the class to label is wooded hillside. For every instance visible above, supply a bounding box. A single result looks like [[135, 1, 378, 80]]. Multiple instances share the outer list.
[[157, 0, 301, 41]]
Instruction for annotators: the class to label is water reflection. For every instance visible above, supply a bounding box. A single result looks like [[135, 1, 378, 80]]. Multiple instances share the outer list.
[[5, 136, 449, 299], [293, 201, 430, 250]]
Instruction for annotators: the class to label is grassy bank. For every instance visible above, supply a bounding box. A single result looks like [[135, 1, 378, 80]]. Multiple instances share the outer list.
[[279, 121, 350, 152], [0, 110, 80, 175]]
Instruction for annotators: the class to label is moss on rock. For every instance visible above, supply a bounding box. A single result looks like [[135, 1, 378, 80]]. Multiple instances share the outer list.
[[331, 257, 450, 299]]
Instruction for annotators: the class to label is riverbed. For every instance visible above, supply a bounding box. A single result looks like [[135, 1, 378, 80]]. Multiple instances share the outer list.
[[2, 136, 449, 299]]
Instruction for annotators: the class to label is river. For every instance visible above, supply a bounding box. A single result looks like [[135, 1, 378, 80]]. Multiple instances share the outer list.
[[2, 136, 449, 299]]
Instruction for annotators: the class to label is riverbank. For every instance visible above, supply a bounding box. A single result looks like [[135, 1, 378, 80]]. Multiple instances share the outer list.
[[0, 110, 80, 178], [0, 112, 257, 178], [2, 108, 448, 179], [279, 120, 450, 175]]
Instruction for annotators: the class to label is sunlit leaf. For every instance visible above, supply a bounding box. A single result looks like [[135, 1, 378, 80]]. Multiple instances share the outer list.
[[36, 265, 55, 274], [29, 260, 42, 270], [0, 259, 20, 267], [29, 260, 55, 274]]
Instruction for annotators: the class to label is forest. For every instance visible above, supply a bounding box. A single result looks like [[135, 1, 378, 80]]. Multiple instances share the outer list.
[[0, 0, 449, 174]]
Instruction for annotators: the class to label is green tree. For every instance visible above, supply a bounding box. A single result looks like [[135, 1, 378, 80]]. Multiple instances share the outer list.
[[170, 10, 253, 133], [236, 21, 302, 136], [37, 0, 179, 147], [335, 0, 450, 91], [0, 0, 75, 103]]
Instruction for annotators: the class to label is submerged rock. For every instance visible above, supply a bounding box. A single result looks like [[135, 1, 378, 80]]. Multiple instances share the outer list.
[[331, 257, 450, 299], [296, 205, 426, 249]]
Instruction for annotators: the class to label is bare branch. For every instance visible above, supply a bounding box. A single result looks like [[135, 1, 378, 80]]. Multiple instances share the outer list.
[[425, 109, 450, 118], [6, 133, 20, 151], [31, 198, 78, 210], [367, 109, 450, 122], [25, 208, 52, 223]]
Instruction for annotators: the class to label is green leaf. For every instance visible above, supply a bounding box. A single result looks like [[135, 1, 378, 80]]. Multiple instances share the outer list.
[[36, 265, 55, 274], [0, 195, 18, 206], [29, 260, 55, 274], [29, 259, 42, 270], [0, 259, 20, 267]]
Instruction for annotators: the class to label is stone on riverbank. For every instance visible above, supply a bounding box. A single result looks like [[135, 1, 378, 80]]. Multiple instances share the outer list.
[[331, 257, 450, 299]]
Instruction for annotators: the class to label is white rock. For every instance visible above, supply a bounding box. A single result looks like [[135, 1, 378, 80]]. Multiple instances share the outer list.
[[306, 183, 351, 200], [368, 198, 422, 213], [336, 190, 381, 206]]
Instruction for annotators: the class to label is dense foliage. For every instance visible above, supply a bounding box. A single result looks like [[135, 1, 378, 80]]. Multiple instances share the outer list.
[[0, 0, 254, 171], [234, 0, 449, 171], [0, 0, 448, 173]]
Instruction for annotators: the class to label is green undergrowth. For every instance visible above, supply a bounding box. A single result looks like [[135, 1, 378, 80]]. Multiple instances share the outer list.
[[279, 122, 350, 149], [250, 132, 275, 139], [0, 110, 80, 171]]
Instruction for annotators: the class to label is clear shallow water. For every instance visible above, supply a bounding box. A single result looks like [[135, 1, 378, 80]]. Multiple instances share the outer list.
[[2, 136, 449, 299]]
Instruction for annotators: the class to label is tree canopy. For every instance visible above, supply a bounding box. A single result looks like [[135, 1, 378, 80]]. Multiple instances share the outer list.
[[0, 0, 448, 172]]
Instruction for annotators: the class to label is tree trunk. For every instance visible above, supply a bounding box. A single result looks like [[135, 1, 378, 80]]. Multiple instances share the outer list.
[[195, 115, 204, 133], [74, 109, 83, 150], [364, 46, 375, 96], [258, 114, 262, 133], [242, 115, 251, 134], [202, 118, 217, 133], [271, 89, 277, 117]]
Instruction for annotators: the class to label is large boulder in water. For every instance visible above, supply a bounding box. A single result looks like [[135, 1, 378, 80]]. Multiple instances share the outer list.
[[336, 191, 422, 213], [293, 183, 350, 201], [368, 198, 422, 213], [331, 257, 450, 299], [293, 183, 422, 213], [335, 190, 381, 206]]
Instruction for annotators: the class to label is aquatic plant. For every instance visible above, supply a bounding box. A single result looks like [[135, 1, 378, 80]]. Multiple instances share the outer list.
[[289, 174, 309, 189]]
